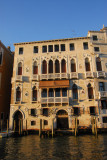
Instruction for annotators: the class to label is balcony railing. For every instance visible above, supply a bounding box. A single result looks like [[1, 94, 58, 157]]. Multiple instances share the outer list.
[[70, 72, 78, 79], [41, 97, 69, 104], [16, 75, 22, 81], [97, 71, 106, 78], [32, 74, 39, 81], [85, 72, 93, 78], [40, 73, 69, 80], [99, 91, 107, 98]]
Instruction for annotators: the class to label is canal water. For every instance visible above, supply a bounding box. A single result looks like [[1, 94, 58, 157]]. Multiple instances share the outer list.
[[0, 134, 107, 160]]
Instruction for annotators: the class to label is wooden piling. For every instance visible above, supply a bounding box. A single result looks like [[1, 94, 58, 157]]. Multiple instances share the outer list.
[[14, 120, 16, 132], [95, 117, 97, 137], [39, 119, 42, 137], [52, 119, 54, 138], [75, 117, 77, 137], [7, 119, 8, 136], [26, 120, 28, 135], [18, 120, 20, 134], [21, 119, 23, 135]]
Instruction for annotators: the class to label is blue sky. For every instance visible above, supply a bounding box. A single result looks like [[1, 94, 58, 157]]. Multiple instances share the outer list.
[[1, 0, 107, 51]]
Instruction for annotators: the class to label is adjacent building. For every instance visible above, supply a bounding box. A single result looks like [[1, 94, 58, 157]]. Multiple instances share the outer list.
[[9, 27, 107, 131], [0, 41, 14, 127]]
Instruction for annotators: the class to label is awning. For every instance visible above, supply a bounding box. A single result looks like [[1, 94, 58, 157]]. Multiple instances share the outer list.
[[39, 80, 69, 88]]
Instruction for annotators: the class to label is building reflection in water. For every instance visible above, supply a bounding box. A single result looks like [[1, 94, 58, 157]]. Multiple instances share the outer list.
[[0, 135, 107, 160]]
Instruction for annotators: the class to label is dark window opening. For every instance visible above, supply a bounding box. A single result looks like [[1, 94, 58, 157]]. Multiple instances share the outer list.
[[48, 45, 53, 52], [74, 108, 79, 116], [72, 84, 78, 99], [96, 57, 102, 71], [42, 46, 47, 53], [18, 62, 22, 75], [99, 82, 105, 91], [54, 45, 59, 52], [55, 88, 60, 97], [33, 62, 38, 74], [49, 89, 54, 97], [102, 117, 107, 123], [85, 58, 90, 71], [62, 88, 67, 97], [42, 60, 47, 74], [94, 47, 99, 52], [31, 121, 36, 125], [90, 107, 96, 115], [88, 84, 94, 99], [34, 46, 38, 53], [71, 59, 76, 72], [42, 89, 47, 97], [19, 48, 23, 54], [83, 42, 88, 50], [55, 60, 60, 73], [32, 87, 37, 101], [0, 52, 2, 65], [93, 35, 98, 41], [16, 87, 21, 102], [44, 120, 48, 125], [49, 60, 53, 73], [61, 59, 66, 73], [43, 109, 48, 117], [31, 109, 36, 116], [61, 44, 65, 51], [70, 43, 75, 51], [101, 100, 107, 109]]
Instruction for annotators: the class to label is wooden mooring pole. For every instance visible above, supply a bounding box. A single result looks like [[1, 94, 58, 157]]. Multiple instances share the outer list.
[[19, 120, 21, 135], [75, 117, 77, 137], [52, 119, 54, 138], [7, 119, 8, 136], [39, 119, 42, 137], [1, 120, 2, 132], [21, 119, 23, 135], [14, 120, 16, 132], [26, 120, 28, 135]]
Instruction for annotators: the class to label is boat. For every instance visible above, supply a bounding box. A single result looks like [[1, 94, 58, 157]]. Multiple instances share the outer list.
[[0, 130, 14, 138]]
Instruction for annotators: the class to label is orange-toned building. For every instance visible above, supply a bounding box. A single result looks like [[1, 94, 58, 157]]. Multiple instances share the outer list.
[[0, 41, 14, 127]]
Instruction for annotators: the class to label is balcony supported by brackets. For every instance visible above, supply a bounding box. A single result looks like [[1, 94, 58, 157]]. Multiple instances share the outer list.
[[39, 80, 69, 105]]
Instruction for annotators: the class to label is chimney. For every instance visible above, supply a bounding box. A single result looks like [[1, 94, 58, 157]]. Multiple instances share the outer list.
[[7, 46, 11, 51]]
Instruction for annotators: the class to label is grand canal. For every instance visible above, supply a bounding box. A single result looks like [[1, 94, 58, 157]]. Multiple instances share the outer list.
[[0, 134, 107, 160]]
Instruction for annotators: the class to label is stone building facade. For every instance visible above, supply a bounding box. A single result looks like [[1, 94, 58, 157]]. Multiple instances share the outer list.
[[0, 41, 14, 126], [9, 27, 107, 131]]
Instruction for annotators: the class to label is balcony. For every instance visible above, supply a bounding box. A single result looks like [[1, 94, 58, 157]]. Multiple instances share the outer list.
[[97, 71, 106, 78], [99, 91, 107, 98], [70, 72, 78, 79], [16, 75, 22, 81], [85, 72, 93, 78], [41, 97, 69, 104], [40, 73, 69, 80], [32, 74, 39, 81]]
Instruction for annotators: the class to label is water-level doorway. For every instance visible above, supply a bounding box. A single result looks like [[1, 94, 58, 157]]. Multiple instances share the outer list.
[[57, 110, 69, 129], [13, 111, 23, 131]]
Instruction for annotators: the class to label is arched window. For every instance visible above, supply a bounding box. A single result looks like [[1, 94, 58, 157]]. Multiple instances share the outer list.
[[61, 59, 66, 73], [55, 60, 60, 73], [32, 86, 37, 101], [71, 59, 76, 72], [33, 61, 38, 74], [96, 57, 102, 71], [87, 83, 94, 99], [42, 60, 47, 74], [85, 58, 90, 71], [72, 84, 78, 99], [18, 62, 22, 75], [48, 60, 53, 73], [16, 87, 21, 102]]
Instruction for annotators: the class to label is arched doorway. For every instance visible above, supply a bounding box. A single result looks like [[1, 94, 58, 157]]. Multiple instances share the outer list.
[[56, 110, 68, 129], [13, 111, 23, 131]]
